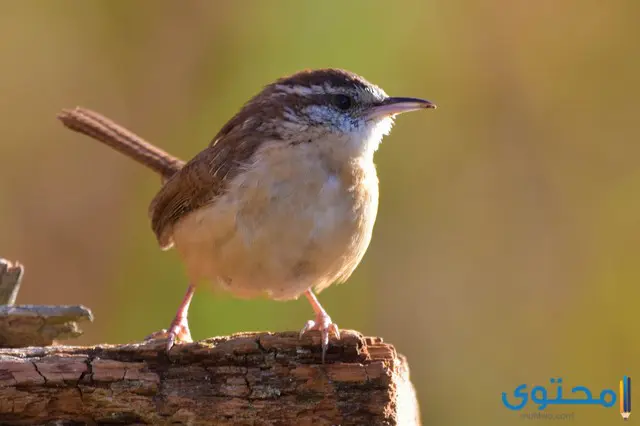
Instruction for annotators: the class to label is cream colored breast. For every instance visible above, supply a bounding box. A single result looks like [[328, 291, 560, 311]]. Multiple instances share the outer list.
[[171, 138, 379, 300]]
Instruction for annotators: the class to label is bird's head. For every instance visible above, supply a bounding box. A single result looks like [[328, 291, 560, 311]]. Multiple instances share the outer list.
[[213, 68, 436, 157]]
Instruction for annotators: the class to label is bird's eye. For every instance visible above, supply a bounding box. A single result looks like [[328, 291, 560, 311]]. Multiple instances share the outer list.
[[332, 94, 352, 110]]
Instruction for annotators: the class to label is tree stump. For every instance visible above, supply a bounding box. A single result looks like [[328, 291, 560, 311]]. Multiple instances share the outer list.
[[0, 330, 419, 425]]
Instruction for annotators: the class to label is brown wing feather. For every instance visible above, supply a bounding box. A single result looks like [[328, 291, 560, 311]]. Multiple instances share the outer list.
[[148, 78, 293, 248], [149, 131, 263, 249]]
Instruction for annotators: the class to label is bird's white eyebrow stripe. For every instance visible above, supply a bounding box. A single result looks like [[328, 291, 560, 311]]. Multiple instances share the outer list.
[[274, 84, 337, 96], [274, 83, 388, 101]]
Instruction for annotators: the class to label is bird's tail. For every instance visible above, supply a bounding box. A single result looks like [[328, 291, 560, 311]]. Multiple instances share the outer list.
[[58, 107, 184, 180]]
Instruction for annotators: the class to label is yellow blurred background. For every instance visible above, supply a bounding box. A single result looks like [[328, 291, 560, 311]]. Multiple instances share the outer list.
[[1, 1, 639, 424]]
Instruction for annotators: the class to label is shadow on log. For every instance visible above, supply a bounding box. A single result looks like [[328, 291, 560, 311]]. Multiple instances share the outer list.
[[0, 331, 420, 425]]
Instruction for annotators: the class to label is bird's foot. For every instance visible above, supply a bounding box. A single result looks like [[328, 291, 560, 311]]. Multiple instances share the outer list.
[[144, 285, 196, 353], [146, 315, 193, 352], [300, 311, 340, 362]]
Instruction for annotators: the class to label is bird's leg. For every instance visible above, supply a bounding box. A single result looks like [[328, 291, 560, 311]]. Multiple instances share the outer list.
[[147, 285, 195, 352], [165, 285, 195, 351], [300, 289, 340, 362]]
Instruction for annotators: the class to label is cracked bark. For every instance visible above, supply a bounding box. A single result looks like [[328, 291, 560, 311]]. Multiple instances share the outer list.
[[0, 330, 420, 425]]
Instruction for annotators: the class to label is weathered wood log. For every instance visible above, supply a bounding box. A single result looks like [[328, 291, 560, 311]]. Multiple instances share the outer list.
[[0, 305, 93, 348], [0, 330, 419, 425], [0, 258, 93, 349]]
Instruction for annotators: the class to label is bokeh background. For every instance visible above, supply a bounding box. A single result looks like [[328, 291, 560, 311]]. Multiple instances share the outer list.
[[1, 1, 639, 424]]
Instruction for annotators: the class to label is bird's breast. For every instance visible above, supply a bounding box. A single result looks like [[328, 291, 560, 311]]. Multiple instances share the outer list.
[[171, 141, 379, 299]]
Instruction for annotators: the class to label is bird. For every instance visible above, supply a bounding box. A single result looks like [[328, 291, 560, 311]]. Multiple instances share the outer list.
[[61, 68, 436, 361]]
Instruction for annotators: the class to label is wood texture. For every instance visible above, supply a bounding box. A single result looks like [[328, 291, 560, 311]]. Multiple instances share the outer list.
[[0, 330, 419, 425], [0, 305, 93, 348]]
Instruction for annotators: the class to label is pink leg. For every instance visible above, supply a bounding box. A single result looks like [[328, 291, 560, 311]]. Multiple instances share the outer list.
[[300, 289, 340, 362], [147, 285, 195, 352]]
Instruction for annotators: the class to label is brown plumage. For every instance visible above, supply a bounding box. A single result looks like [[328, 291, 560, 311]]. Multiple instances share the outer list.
[[149, 132, 264, 249]]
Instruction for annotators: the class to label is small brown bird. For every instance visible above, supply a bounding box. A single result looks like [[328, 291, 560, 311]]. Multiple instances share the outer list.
[[64, 68, 436, 360]]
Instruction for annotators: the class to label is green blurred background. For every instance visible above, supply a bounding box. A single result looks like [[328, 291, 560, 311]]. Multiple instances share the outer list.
[[1, 1, 639, 424]]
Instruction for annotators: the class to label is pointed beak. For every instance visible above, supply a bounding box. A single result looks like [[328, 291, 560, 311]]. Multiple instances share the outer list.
[[367, 97, 437, 120]]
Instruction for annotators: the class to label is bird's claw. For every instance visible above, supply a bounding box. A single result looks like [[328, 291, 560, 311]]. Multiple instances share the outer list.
[[145, 317, 192, 353], [300, 312, 340, 362]]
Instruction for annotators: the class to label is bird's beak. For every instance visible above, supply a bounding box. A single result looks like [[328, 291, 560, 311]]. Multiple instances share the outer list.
[[367, 97, 436, 119]]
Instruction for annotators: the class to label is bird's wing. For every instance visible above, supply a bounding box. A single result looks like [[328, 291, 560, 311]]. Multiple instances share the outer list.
[[149, 132, 261, 249]]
